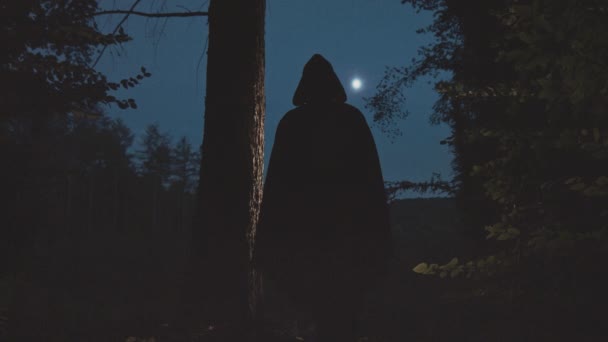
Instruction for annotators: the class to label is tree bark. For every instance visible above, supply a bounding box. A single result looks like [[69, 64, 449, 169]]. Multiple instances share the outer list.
[[192, 0, 265, 335]]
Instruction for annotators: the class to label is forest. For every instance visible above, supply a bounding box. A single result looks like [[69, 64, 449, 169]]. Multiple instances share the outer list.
[[2, 0, 607, 341]]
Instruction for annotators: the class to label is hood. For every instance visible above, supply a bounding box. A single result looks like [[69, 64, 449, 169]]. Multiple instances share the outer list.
[[292, 54, 347, 106]]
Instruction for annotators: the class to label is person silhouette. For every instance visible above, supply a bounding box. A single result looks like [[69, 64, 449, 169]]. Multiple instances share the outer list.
[[254, 54, 391, 342]]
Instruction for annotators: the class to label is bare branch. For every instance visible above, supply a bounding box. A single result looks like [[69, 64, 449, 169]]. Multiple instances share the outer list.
[[91, 0, 142, 68], [90, 1, 208, 69], [94, 10, 208, 18]]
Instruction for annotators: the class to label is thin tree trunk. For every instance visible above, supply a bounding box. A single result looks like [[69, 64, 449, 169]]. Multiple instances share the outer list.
[[179, 188, 185, 233], [64, 175, 71, 233], [193, 0, 265, 336], [87, 174, 93, 233], [153, 179, 160, 230], [113, 168, 119, 231]]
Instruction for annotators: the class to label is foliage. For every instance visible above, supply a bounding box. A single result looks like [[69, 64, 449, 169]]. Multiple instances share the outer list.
[[1, 0, 150, 123], [454, 0, 608, 278], [172, 136, 201, 193], [0, 1, 200, 338], [138, 123, 173, 183], [371, 0, 608, 306], [1, 110, 200, 275], [136, 124, 201, 190]]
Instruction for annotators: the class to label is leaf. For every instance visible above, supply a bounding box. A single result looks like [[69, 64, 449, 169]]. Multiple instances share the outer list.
[[497, 227, 520, 240], [127, 99, 137, 109], [564, 177, 581, 185], [485, 224, 501, 239], [446, 257, 459, 268], [583, 186, 599, 196], [593, 128, 601, 143], [412, 263, 428, 274], [595, 176, 608, 186], [570, 182, 586, 191], [507, 227, 520, 236], [450, 268, 462, 278]]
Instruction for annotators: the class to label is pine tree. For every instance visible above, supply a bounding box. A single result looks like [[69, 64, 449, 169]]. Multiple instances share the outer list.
[[138, 123, 172, 228]]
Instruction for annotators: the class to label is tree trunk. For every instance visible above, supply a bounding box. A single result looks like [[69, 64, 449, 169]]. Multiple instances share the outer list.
[[192, 0, 265, 335], [64, 175, 71, 233], [153, 179, 159, 230], [112, 168, 118, 231], [87, 174, 93, 233]]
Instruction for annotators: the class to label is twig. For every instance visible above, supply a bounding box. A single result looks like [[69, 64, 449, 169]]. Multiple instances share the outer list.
[[94, 10, 209, 18], [91, 0, 143, 68]]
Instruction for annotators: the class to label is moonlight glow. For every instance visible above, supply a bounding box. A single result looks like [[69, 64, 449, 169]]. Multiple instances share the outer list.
[[351, 78, 362, 90]]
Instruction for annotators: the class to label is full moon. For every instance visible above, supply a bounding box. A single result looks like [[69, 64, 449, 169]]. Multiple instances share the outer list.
[[351, 78, 362, 90]]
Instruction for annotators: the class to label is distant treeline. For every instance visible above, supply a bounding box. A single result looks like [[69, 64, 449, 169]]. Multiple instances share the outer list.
[[0, 112, 200, 277]]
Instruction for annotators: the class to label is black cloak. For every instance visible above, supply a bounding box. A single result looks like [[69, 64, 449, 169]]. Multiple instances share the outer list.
[[255, 54, 391, 311]]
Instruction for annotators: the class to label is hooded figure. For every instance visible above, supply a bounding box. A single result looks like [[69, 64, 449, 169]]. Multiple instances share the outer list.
[[255, 54, 391, 341]]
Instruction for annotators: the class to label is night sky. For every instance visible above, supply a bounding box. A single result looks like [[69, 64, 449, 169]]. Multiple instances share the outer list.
[[96, 0, 452, 189]]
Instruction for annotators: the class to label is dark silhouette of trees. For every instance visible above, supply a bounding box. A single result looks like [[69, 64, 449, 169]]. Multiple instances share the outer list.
[[172, 136, 201, 232], [1, 0, 150, 120], [172, 137, 200, 192], [1, 7, 201, 338], [3, 108, 201, 339], [138, 123, 173, 229], [93, 1, 267, 335], [370, 0, 608, 339], [1, 0, 269, 339], [1, 0, 149, 279], [139, 124, 173, 183], [2, 0, 266, 337]]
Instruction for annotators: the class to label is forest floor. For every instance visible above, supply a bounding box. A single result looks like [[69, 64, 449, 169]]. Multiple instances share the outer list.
[[2, 198, 603, 341]]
